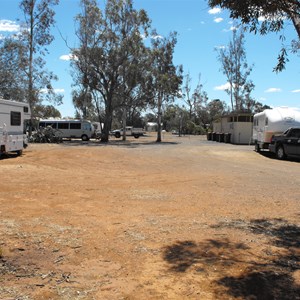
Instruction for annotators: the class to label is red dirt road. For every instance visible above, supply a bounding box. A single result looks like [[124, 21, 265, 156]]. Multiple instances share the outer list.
[[0, 134, 299, 299]]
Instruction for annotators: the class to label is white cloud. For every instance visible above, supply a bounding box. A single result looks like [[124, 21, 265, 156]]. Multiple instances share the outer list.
[[54, 89, 65, 94], [291, 89, 300, 93], [151, 34, 163, 40], [214, 82, 231, 91], [214, 45, 226, 50], [214, 18, 223, 23], [40, 88, 65, 94], [0, 20, 20, 32], [265, 88, 282, 93], [208, 7, 221, 15], [60, 54, 77, 61], [258, 14, 286, 22], [223, 26, 238, 32]]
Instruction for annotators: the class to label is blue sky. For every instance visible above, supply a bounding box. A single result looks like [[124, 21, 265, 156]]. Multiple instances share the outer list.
[[0, 0, 299, 117]]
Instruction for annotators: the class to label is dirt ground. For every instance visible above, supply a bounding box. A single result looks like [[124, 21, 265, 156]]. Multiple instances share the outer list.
[[0, 133, 299, 300]]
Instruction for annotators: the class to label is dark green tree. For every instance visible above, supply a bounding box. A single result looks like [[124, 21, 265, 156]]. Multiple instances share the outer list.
[[72, 0, 151, 142], [0, 38, 27, 101]]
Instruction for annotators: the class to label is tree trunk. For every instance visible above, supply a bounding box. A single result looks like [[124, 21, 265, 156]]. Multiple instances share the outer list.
[[101, 102, 113, 143], [290, 14, 300, 40], [122, 107, 127, 141], [156, 94, 162, 142]]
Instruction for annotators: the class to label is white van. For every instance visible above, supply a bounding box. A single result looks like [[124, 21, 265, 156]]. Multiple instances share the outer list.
[[253, 107, 300, 151], [39, 119, 94, 141], [0, 98, 31, 156]]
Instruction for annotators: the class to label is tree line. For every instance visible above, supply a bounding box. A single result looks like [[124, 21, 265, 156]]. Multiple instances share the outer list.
[[0, 0, 298, 141]]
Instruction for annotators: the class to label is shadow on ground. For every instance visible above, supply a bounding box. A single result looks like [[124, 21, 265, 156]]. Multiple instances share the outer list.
[[59, 138, 180, 148], [162, 218, 300, 299], [257, 150, 300, 162]]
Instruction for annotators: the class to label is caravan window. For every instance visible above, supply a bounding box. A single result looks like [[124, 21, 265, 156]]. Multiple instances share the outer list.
[[265, 118, 268, 126], [11, 111, 21, 126]]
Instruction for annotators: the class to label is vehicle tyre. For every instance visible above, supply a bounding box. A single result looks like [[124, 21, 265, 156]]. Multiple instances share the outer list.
[[81, 134, 89, 141], [134, 134, 139, 139], [255, 142, 260, 152], [115, 132, 121, 138], [16, 150, 23, 156], [276, 145, 286, 160]]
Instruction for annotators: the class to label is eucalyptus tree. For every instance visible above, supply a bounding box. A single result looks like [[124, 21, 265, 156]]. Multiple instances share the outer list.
[[208, 0, 300, 71], [72, 0, 151, 142], [217, 26, 255, 111], [149, 31, 183, 142], [19, 0, 61, 114], [0, 38, 27, 101], [182, 73, 209, 126]]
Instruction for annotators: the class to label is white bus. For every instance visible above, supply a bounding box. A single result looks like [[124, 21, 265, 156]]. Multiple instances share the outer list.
[[0, 98, 31, 156], [38, 119, 94, 141]]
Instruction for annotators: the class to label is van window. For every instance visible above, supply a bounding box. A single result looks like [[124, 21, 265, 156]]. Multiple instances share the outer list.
[[70, 123, 81, 129], [11, 111, 21, 126], [58, 122, 69, 129], [47, 122, 57, 129]]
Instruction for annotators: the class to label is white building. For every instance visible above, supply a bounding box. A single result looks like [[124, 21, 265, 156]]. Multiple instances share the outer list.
[[212, 112, 253, 144]]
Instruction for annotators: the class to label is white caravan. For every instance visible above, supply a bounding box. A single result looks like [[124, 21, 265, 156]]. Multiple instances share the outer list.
[[39, 119, 94, 141], [253, 106, 300, 151], [0, 98, 31, 156]]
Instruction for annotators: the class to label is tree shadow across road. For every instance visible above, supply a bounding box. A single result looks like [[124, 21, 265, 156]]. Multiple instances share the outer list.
[[60, 138, 180, 148], [162, 218, 300, 299]]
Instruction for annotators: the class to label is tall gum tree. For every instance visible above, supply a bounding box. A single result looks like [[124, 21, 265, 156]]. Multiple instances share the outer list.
[[20, 0, 61, 115], [217, 26, 254, 111], [149, 31, 183, 142], [72, 0, 151, 142]]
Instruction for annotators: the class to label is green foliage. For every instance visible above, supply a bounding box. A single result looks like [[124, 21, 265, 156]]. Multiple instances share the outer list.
[[208, 0, 300, 71], [19, 0, 61, 112], [33, 104, 61, 119], [73, 0, 152, 142], [149, 32, 183, 141], [73, 0, 182, 142], [216, 26, 255, 111], [0, 38, 27, 101]]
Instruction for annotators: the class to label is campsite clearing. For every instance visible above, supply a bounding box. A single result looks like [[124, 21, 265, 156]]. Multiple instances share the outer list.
[[0, 133, 299, 300]]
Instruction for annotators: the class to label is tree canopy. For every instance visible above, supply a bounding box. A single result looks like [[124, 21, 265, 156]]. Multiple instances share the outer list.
[[208, 0, 300, 71]]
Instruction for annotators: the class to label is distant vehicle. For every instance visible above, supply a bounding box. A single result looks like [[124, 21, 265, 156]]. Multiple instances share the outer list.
[[39, 119, 94, 141], [269, 127, 300, 159], [253, 107, 300, 152], [111, 126, 144, 138], [92, 122, 103, 139], [0, 98, 31, 156]]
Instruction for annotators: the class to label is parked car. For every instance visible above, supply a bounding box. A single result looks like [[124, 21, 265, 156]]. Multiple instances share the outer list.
[[269, 127, 300, 159], [111, 126, 144, 138]]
